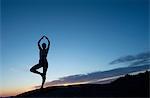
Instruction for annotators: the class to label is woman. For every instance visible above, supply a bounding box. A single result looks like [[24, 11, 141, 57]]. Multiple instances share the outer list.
[[30, 36, 50, 89]]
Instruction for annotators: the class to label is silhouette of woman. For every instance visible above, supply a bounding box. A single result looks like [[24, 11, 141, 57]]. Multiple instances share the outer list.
[[30, 36, 50, 89]]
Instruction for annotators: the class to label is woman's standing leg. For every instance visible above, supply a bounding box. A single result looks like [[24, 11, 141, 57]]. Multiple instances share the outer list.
[[41, 63, 48, 89]]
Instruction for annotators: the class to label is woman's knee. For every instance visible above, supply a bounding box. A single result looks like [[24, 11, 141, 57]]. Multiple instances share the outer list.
[[30, 67, 34, 72]]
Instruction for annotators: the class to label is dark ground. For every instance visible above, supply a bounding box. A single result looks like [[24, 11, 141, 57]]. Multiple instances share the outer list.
[[15, 71, 149, 97]]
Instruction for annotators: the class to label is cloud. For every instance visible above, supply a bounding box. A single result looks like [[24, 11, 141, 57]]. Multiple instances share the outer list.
[[109, 52, 150, 66]]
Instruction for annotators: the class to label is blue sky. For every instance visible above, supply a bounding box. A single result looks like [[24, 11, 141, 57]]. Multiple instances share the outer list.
[[1, 0, 149, 96]]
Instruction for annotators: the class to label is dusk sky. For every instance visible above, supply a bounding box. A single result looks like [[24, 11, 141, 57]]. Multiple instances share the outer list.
[[1, 0, 149, 96]]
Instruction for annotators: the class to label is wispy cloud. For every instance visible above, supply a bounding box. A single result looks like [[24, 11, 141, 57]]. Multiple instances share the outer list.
[[109, 52, 150, 66]]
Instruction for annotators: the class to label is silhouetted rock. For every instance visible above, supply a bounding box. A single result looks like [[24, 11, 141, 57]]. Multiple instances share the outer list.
[[15, 71, 149, 97]]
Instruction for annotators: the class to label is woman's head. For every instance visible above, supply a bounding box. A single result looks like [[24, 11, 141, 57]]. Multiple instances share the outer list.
[[42, 43, 46, 49]]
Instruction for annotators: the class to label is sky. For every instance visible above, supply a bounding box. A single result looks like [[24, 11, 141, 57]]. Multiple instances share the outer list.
[[0, 0, 149, 96]]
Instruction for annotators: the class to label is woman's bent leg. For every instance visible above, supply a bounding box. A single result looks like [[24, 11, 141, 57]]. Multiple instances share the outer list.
[[30, 64, 42, 75]]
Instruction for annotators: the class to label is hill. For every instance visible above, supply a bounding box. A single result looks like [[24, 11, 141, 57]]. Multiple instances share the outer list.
[[15, 71, 149, 97]]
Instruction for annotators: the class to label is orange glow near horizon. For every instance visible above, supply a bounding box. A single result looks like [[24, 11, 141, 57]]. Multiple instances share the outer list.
[[0, 85, 35, 97], [1, 82, 88, 97]]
